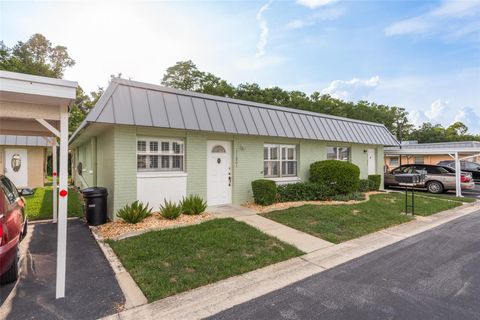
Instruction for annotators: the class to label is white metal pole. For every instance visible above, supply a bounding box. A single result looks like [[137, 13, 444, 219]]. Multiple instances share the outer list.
[[454, 151, 462, 197], [56, 106, 69, 299], [52, 139, 58, 223]]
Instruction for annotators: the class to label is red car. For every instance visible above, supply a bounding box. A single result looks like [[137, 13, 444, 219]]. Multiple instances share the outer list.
[[0, 175, 27, 284]]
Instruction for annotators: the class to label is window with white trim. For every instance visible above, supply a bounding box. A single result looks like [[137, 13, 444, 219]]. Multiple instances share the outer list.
[[390, 156, 399, 167], [137, 138, 184, 172], [264, 144, 297, 178], [326, 147, 350, 161]]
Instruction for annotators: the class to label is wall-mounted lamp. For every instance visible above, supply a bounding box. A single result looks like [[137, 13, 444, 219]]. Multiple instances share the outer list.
[[363, 149, 367, 153]]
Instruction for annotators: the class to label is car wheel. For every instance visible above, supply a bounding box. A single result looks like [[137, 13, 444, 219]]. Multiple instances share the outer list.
[[0, 246, 19, 284], [426, 181, 444, 194]]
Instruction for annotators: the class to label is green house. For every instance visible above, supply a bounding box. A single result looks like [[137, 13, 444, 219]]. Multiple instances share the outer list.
[[69, 78, 398, 220]]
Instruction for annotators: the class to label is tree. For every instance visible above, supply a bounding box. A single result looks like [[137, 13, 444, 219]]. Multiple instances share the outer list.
[[160, 60, 479, 143], [446, 122, 468, 136], [0, 34, 75, 78], [161, 60, 204, 90], [69, 86, 104, 134]]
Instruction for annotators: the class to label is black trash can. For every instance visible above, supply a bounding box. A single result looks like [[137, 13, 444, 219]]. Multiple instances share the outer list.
[[82, 187, 108, 226]]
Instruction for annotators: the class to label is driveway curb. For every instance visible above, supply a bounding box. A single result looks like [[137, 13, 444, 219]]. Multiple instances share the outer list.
[[90, 227, 148, 309], [103, 201, 479, 320]]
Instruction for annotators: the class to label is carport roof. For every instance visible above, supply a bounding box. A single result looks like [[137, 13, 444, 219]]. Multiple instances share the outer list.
[[0, 134, 51, 147], [70, 78, 399, 146], [386, 141, 480, 155]]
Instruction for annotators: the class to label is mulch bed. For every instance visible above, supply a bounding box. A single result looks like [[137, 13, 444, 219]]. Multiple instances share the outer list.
[[244, 191, 383, 213], [94, 212, 213, 240]]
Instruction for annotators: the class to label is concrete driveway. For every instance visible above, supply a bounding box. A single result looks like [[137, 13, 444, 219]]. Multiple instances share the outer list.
[[210, 210, 480, 320], [0, 219, 124, 320]]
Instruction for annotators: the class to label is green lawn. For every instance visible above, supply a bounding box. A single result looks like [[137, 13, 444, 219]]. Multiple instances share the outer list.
[[107, 218, 303, 302], [414, 192, 477, 203], [261, 193, 463, 244], [24, 186, 83, 221]]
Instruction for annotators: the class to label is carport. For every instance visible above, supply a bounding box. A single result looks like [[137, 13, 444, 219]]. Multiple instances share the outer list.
[[0, 70, 77, 298], [385, 142, 480, 197]]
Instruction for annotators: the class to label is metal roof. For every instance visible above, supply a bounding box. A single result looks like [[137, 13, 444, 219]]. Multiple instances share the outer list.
[[70, 78, 399, 146], [0, 134, 51, 147], [386, 141, 480, 151]]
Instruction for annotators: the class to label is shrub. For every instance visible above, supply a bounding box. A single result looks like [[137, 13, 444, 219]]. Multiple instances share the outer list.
[[331, 192, 366, 202], [181, 194, 207, 215], [310, 160, 360, 194], [160, 200, 182, 220], [116, 201, 152, 224], [277, 182, 334, 202], [251, 179, 277, 205], [368, 174, 381, 191], [358, 179, 371, 192]]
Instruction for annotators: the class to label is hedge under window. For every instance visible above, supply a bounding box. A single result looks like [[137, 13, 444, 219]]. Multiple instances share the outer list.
[[326, 147, 350, 161], [137, 138, 184, 172], [264, 144, 297, 178]]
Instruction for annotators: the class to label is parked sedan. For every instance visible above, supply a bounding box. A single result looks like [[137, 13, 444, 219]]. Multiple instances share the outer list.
[[437, 160, 480, 183], [0, 175, 27, 284], [384, 164, 475, 194]]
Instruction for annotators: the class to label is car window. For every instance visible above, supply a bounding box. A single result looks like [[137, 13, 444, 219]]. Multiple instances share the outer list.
[[414, 166, 428, 174], [440, 166, 455, 173], [423, 166, 449, 174], [465, 162, 480, 170], [0, 176, 19, 204], [393, 166, 413, 174]]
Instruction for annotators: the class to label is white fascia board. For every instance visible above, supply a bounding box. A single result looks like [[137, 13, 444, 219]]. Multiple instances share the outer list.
[[0, 70, 77, 100], [385, 148, 480, 155]]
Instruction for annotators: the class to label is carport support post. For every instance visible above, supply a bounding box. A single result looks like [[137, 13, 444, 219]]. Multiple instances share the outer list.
[[56, 106, 68, 299], [454, 151, 462, 197], [52, 139, 58, 223]]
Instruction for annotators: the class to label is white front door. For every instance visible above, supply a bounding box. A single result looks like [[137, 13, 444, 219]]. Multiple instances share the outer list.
[[4, 148, 28, 188], [207, 140, 232, 206], [367, 148, 376, 175]]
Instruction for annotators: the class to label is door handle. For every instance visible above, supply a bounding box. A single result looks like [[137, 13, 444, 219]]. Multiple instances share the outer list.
[[228, 175, 231, 187]]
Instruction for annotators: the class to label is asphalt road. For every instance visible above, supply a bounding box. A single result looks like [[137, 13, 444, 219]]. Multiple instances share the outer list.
[[210, 210, 480, 320]]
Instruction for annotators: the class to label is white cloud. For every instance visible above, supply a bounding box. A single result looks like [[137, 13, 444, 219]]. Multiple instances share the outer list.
[[431, 0, 480, 17], [384, 16, 431, 36], [256, 0, 273, 57], [296, 0, 339, 9], [287, 6, 345, 29], [425, 99, 448, 120], [366, 68, 480, 133], [453, 106, 480, 132], [384, 0, 480, 39], [321, 75, 380, 101]]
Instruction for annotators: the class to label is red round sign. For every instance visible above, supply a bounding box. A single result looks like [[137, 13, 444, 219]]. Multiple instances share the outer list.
[[59, 189, 68, 197], [53, 172, 57, 177]]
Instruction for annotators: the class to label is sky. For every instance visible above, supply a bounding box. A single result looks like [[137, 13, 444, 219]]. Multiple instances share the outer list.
[[1, 0, 480, 133]]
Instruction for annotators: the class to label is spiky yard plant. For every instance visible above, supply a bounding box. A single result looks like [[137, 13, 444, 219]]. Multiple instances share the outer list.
[[116, 200, 152, 224], [160, 199, 182, 220], [180, 194, 208, 215]]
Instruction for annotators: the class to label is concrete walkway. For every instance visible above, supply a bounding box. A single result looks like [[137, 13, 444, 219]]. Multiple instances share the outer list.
[[208, 205, 334, 253], [104, 201, 480, 320]]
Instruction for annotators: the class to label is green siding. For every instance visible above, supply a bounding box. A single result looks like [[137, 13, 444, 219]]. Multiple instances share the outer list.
[[298, 140, 326, 181], [113, 126, 137, 218], [97, 128, 115, 219], [73, 125, 386, 219], [232, 136, 264, 204], [186, 133, 207, 199], [351, 145, 368, 179]]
